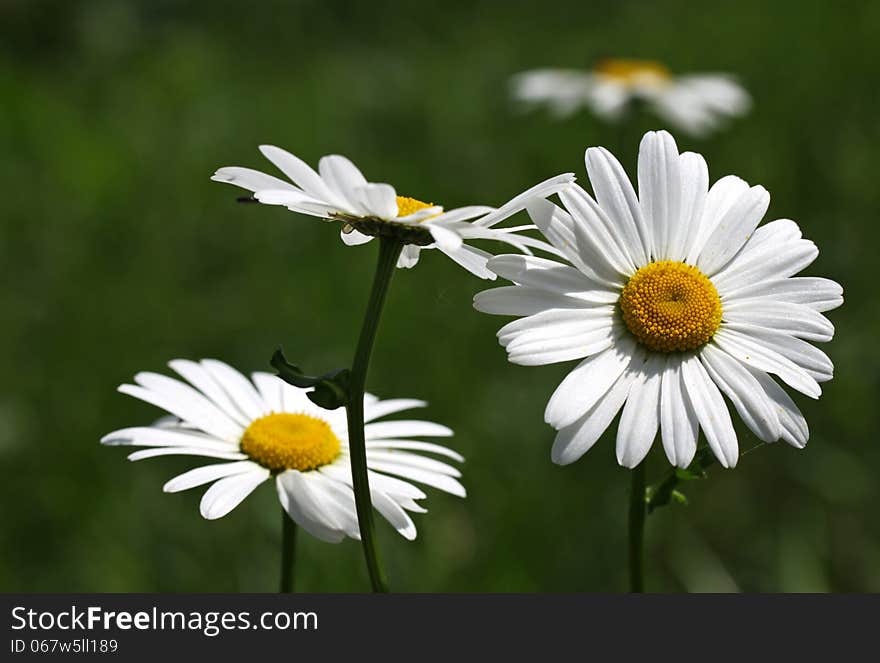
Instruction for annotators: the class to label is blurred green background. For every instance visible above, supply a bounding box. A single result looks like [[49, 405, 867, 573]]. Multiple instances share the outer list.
[[1, 0, 877, 593]]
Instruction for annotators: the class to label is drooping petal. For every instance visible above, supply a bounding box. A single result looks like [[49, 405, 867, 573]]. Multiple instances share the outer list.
[[659, 355, 699, 468], [616, 353, 664, 468], [199, 468, 270, 520], [680, 353, 739, 468]]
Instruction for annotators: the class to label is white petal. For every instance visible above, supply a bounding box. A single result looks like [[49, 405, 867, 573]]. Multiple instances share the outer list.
[[545, 336, 639, 429], [551, 365, 639, 465], [474, 286, 590, 316], [365, 462, 466, 497], [198, 468, 270, 519], [700, 344, 781, 443], [370, 489, 417, 540], [168, 359, 250, 427], [616, 354, 664, 468], [127, 446, 247, 461], [559, 185, 637, 274], [748, 368, 809, 448], [365, 450, 460, 477], [637, 130, 681, 261], [258, 145, 340, 204], [319, 462, 426, 500], [697, 185, 770, 275], [364, 398, 427, 422], [671, 151, 709, 261], [723, 300, 834, 342], [365, 439, 464, 462], [211, 167, 299, 194], [680, 354, 739, 468], [712, 237, 818, 294], [436, 244, 495, 279], [276, 471, 346, 542], [722, 277, 843, 312], [318, 155, 369, 208], [475, 173, 575, 228], [163, 460, 262, 493], [426, 224, 464, 251], [486, 254, 612, 296], [200, 359, 267, 421], [397, 244, 422, 269], [526, 198, 619, 287], [101, 426, 234, 449], [350, 182, 398, 219], [685, 175, 750, 264], [721, 323, 833, 382], [340, 228, 374, 246], [249, 372, 284, 414], [584, 146, 649, 266], [713, 326, 822, 396], [363, 420, 453, 440], [659, 355, 699, 468], [117, 382, 242, 442]]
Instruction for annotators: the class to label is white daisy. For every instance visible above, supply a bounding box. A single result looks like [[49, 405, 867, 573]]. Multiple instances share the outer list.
[[475, 130, 842, 469], [512, 59, 751, 137], [212, 146, 572, 279], [101, 359, 466, 542]]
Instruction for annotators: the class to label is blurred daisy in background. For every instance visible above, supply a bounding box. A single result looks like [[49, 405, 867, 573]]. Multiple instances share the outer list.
[[511, 59, 751, 137], [102, 359, 465, 542], [213, 147, 572, 279], [475, 130, 841, 469]]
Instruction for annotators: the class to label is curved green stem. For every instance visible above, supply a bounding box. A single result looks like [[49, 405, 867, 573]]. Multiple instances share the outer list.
[[628, 462, 646, 593], [279, 509, 297, 593], [346, 236, 402, 593]]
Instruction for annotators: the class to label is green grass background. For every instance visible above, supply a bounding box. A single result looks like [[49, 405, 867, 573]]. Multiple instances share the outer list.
[[1, 0, 877, 592]]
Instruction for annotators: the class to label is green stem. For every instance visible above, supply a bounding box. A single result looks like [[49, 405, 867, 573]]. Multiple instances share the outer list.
[[279, 509, 297, 593], [346, 236, 402, 593], [628, 462, 646, 593]]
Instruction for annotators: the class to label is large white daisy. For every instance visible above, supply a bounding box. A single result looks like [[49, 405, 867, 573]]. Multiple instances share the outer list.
[[475, 130, 842, 469], [102, 359, 465, 542], [213, 146, 572, 279], [512, 59, 751, 137]]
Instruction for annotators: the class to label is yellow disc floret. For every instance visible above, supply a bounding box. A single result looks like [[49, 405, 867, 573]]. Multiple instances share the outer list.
[[594, 58, 672, 86], [619, 261, 722, 353], [396, 195, 436, 219], [240, 413, 340, 473]]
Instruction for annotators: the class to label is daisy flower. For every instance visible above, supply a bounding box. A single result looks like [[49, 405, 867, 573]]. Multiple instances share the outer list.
[[101, 359, 465, 542], [511, 59, 751, 137], [475, 130, 842, 469], [213, 146, 572, 279]]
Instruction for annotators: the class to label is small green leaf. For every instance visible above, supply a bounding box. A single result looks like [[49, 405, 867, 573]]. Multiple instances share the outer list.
[[671, 489, 689, 506], [270, 348, 350, 410]]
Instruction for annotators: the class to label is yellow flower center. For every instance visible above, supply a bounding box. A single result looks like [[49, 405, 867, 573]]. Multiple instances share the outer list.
[[619, 261, 722, 353], [240, 413, 341, 473], [594, 58, 672, 86], [396, 195, 437, 219]]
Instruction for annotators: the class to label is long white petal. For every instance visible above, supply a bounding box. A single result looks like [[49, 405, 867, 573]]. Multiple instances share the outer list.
[[681, 354, 738, 468], [659, 355, 699, 468], [164, 461, 262, 493], [198, 468, 270, 520], [584, 146, 649, 266], [616, 353, 664, 468], [637, 130, 681, 261]]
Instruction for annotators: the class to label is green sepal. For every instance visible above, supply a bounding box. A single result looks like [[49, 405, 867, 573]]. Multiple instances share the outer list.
[[270, 348, 350, 410], [646, 447, 716, 514]]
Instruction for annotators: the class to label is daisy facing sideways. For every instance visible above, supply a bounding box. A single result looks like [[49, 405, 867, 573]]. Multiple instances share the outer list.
[[213, 146, 572, 279], [475, 130, 842, 469], [101, 359, 465, 542], [511, 58, 751, 137]]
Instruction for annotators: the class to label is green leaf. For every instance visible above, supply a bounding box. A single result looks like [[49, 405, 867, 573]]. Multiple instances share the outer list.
[[270, 348, 350, 410]]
